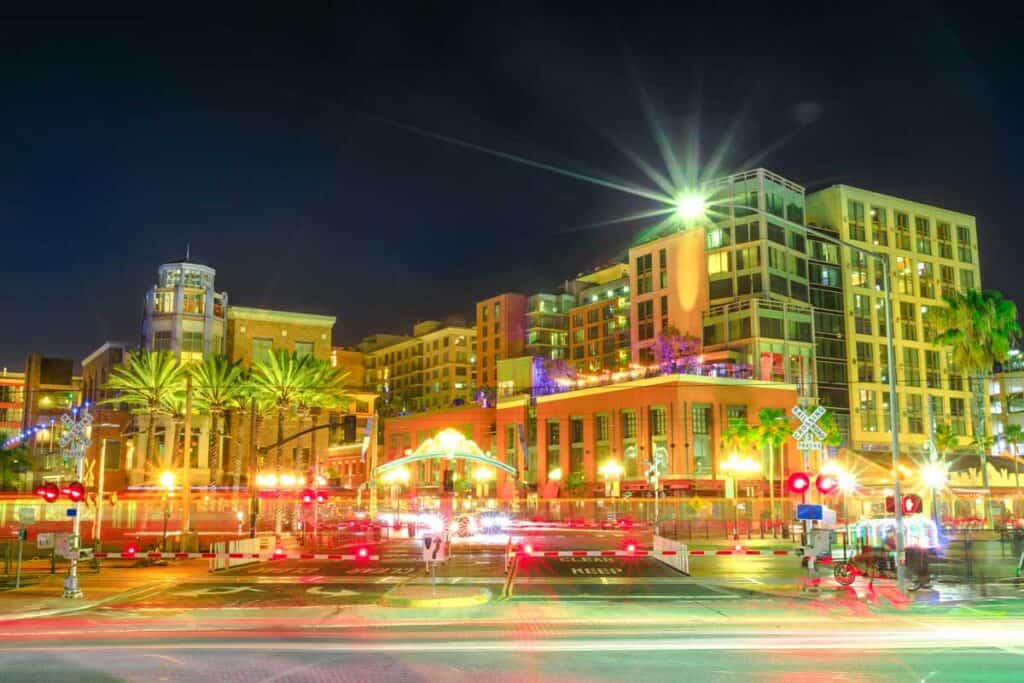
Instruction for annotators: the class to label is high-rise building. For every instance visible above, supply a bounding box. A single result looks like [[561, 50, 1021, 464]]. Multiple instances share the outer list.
[[363, 317, 476, 413], [0, 368, 24, 439], [567, 264, 630, 373], [475, 293, 527, 390], [805, 185, 982, 455], [525, 292, 574, 360], [629, 168, 815, 389]]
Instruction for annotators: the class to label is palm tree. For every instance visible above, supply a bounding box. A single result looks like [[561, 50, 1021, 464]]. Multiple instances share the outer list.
[[297, 357, 350, 477], [248, 350, 318, 473], [933, 422, 959, 459], [927, 289, 1021, 520], [1004, 424, 1023, 490], [722, 421, 753, 453], [103, 350, 187, 474], [752, 408, 793, 529], [190, 355, 247, 484]]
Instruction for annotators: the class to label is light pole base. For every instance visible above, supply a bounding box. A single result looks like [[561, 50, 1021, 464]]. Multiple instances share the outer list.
[[62, 576, 84, 599]]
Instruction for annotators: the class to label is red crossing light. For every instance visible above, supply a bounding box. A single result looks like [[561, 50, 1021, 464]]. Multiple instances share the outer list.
[[125, 544, 138, 557], [315, 491, 327, 504], [356, 546, 369, 559], [815, 473, 839, 495], [36, 482, 60, 503], [301, 488, 315, 505], [64, 481, 85, 503], [786, 472, 811, 495], [902, 494, 923, 514]]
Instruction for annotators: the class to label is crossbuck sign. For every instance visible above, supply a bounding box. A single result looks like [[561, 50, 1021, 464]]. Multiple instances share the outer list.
[[792, 405, 826, 451]]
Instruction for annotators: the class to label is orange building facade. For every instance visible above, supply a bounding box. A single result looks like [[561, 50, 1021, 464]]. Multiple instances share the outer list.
[[475, 293, 527, 391]]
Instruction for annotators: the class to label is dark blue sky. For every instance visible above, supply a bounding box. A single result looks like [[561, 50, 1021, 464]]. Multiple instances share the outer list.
[[2, 3, 1021, 369]]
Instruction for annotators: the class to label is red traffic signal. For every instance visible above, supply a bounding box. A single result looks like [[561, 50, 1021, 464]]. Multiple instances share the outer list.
[[36, 482, 60, 503], [315, 491, 327, 504], [786, 472, 811, 494], [64, 481, 85, 503], [124, 544, 138, 557], [301, 488, 315, 505], [815, 473, 839, 495], [902, 494, 923, 514]]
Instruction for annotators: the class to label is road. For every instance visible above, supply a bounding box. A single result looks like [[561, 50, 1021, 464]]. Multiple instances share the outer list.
[[3, 526, 1024, 680]]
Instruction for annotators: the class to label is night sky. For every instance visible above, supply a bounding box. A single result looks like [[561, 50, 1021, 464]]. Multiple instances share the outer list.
[[2, 4, 1021, 369]]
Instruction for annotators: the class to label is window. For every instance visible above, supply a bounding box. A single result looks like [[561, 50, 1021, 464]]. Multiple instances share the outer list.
[[295, 341, 314, 358], [940, 265, 956, 298], [925, 350, 941, 389], [894, 212, 911, 250], [853, 294, 872, 334], [660, 295, 668, 331], [707, 251, 731, 275], [903, 348, 921, 387], [621, 410, 638, 478], [692, 404, 712, 477], [636, 254, 653, 294], [849, 251, 868, 288], [878, 344, 890, 384], [153, 330, 172, 351], [810, 264, 840, 287], [918, 261, 935, 299], [252, 338, 273, 364], [859, 389, 878, 432], [735, 222, 760, 243], [768, 246, 784, 270], [767, 222, 786, 245], [895, 256, 914, 296], [570, 417, 584, 474], [899, 301, 917, 341], [870, 207, 888, 246], [856, 342, 874, 382], [915, 217, 932, 255], [769, 274, 788, 296], [960, 268, 975, 290], [950, 398, 967, 435], [907, 394, 924, 434], [621, 411, 637, 439], [709, 278, 734, 299], [735, 246, 761, 270], [181, 331, 204, 361], [759, 316, 784, 339], [847, 200, 866, 241], [937, 222, 953, 259], [103, 440, 121, 470], [956, 225, 972, 263], [789, 232, 806, 253], [726, 405, 747, 427], [706, 228, 731, 249], [637, 299, 654, 341]]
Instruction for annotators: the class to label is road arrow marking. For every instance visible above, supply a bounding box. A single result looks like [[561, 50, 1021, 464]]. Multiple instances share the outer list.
[[307, 586, 360, 597], [172, 586, 263, 597]]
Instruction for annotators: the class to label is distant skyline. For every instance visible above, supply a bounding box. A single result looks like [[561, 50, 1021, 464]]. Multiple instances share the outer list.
[[3, 5, 1021, 368]]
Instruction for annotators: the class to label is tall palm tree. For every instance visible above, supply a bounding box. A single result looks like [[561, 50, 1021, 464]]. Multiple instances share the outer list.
[[248, 349, 318, 473], [1004, 423, 1023, 490], [752, 408, 793, 527], [722, 421, 753, 453], [298, 357, 350, 476], [103, 350, 187, 474], [927, 289, 1021, 519], [190, 355, 247, 484]]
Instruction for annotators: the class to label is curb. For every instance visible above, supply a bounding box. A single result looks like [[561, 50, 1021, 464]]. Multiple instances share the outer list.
[[379, 587, 492, 609]]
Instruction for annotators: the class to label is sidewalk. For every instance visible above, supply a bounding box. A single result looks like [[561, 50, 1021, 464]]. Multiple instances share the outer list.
[[0, 563, 207, 622]]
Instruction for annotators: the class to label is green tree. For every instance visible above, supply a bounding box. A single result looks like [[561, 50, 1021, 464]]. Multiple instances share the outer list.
[[190, 355, 247, 483], [722, 421, 754, 453], [817, 410, 844, 449], [103, 350, 187, 473], [1004, 423, 1023, 490], [927, 289, 1021, 519], [752, 408, 793, 523], [0, 442, 28, 491], [296, 357, 350, 476], [933, 422, 959, 458], [248, 350, 319, 473]]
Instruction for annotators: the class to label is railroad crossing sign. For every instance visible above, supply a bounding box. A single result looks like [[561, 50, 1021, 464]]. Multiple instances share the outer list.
[[58, 407, 93, 459], [792, 405, 827, 451]]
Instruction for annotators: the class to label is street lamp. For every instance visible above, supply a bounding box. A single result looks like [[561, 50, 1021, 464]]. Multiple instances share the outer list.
[[598, 460, 623, 497], [473, 465, 493, 499], [721, 453, 761, 539], [675, 194, 707, 221], [160, 470, 175, 552], [921, 460, 949, 529], [381, 466, 410, 514], [829, 464, 858, 560]]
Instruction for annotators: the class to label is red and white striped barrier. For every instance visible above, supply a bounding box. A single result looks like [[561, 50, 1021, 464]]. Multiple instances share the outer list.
[[88, 550, 379, 561], [515, 548, 800, 558]]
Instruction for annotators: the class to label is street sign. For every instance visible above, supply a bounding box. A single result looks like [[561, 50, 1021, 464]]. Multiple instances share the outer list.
[[55, 533, 75, 559], [796, 504, 824, 521], [66, 508, 77, 518], [16, 507, 36, 524], [423, 533, 450, 563], [37, 533, 54, 549], [792, 406, 827, 451]]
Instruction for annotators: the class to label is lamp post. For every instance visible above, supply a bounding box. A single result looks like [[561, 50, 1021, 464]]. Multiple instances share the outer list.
[[721, 453, 761, 539], [160, 470, 175, 552], [473, 465, 493, 499], [599, 460, 623, 520], [921, 460, 949, 530], [835, 468, 858, 561]]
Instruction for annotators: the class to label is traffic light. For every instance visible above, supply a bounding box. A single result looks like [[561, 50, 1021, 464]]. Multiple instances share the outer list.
[[315, 490, 327, 504], [36, 482, 59, 503], [815, 473, 839, 495], [786, 472, 811, 495], [301, 488, 315, 505], [64, 481, 85, 503], [902, 494, 923, 514], [342, 415, 357, 443], [885, 494, 923, 514]]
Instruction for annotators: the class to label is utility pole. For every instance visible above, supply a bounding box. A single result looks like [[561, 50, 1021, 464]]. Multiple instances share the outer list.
[[181, 373, 193, 550], [248, 397, 259, 538], [93, 438, 107, 552], [62, 405, 92, 599]]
